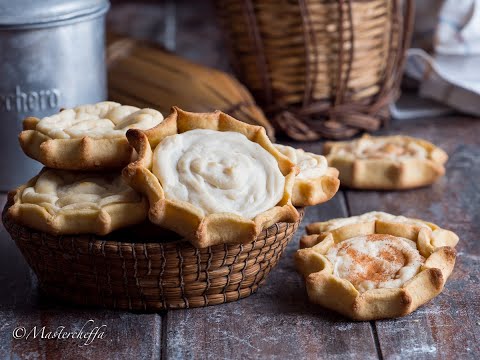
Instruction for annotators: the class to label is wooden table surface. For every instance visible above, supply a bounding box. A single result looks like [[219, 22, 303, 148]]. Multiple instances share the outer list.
[[1, 2, 479, 359], [0, 115, 479, 359]]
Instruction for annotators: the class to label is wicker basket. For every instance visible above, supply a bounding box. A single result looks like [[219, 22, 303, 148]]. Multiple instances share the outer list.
[[2, 202, 303, 311], [215, 0, 414, 140]]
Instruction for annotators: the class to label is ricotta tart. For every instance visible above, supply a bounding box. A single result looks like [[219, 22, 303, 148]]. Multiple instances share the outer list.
[[7, 169, 148, 235], [123, 107, 299, 248], [295, 212, 458, 320], [325, 234, 425, 293], [274, 144, 340, 206], [302, 211, 450, 249], [19, 101, 164, 170], [323, 134, 448, 190]]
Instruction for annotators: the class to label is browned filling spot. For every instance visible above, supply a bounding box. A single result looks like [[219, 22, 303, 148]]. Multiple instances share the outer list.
[[335, 234, 417, 289]]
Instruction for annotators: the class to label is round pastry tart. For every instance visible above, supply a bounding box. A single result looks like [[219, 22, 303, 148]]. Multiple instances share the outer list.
[[323, 135, 448, 189], [123, 107, 299, 248], [19, 101, 164, 170], [274, 144, 339, 206], [7, 169, 148, 235], [295, 212, 458, 320]]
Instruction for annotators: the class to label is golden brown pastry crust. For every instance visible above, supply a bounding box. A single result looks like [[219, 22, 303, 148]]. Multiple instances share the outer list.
[[323, 135, 448, 190], [123, 107, 299, 248], [274, 144, 340, 207], [19, 102, 163, 170], [7, 169, 148, 236], [295, 212, 458, 320], [20, 129, 133, 170]]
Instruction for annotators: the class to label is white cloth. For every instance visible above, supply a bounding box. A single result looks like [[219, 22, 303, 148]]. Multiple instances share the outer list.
[[400, 0, 480, 118]]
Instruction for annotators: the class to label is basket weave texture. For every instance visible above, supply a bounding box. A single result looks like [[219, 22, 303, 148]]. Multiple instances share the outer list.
[[3, 203, 303, 311], [215, 0, 414, 140]]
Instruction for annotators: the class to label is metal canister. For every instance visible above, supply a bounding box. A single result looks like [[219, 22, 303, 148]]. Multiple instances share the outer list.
[[0, 0, 110, 190]]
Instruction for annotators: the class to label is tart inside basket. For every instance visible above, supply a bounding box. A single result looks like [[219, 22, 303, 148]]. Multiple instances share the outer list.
[[2, 200, 303, 311]]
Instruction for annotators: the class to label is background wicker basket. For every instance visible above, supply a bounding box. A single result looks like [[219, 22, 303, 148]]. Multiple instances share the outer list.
[[2, 202, 303, 311], [215, 0, 414, 140]]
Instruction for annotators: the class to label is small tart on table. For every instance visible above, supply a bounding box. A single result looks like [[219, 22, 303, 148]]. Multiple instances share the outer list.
[[274, 144, 340, 206], [323, 134, 448, 190], [7, 168, 148, 235], [295, 212, 459, 320], [19, 101, 164, 170], [123, 107, 299, 248]]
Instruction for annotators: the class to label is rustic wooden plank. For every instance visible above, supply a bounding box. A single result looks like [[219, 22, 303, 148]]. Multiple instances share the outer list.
[[345, 116, 480, 360], [1, 310, 161, 360], [0, 195, 162, 359], [164, 140, 379, 359], [0, 195, 39, 310]]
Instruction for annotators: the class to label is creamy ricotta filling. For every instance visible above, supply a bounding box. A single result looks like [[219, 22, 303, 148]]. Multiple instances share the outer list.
[[274, 144, 328, 179], [35, 101, 164, 139], [326, 234, 425, 292], [20, 170, 142, 214], [336, 137, 428, 160], [153, 129, 285, 219]]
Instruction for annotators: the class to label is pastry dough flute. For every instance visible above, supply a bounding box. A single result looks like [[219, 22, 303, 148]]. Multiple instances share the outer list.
[[123, 107, 299, 248], [7, 169, 148, 235], [295, 212, 458, 320], [324, 135, 448, 190], [19, 101, 164, 170], [274, 144, 339, 206]]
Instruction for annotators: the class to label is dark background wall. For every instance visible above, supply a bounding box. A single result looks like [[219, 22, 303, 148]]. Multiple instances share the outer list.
[[108, 0, 231, 71]]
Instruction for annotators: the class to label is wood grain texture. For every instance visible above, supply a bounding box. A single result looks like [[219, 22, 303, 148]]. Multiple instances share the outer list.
[[345, 117, 480, 360], [163, 190, 379, 360], [0, 195, 162, 360], [1, 310, 161, 360], [0, 194, 39, 310]]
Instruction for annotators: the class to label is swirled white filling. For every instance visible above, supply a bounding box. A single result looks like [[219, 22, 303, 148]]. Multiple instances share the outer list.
[[152, 129, 285, 218], [326, 234, 424, 292], [35, 101, 163, 139], [20, 170, 142, 214], [336, 137, 428, 160]]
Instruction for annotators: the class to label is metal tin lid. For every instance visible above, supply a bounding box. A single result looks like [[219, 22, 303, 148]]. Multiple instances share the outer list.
[[0, 0, 110, 29]]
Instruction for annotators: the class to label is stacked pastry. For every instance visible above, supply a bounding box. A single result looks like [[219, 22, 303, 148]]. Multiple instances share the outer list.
[[6, 102, 339, 247], [10, 102, 165, 235]]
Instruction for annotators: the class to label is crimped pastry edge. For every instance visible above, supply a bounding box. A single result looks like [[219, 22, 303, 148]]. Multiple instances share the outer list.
[[277, 145, 340, 207], [295, 214, 458, 320], [19, 102, 163, 170], [19, 128, 134, 170], [123, 107, 300, 248], [7, 169, 149, 236], [323, 135, 448, 190]]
